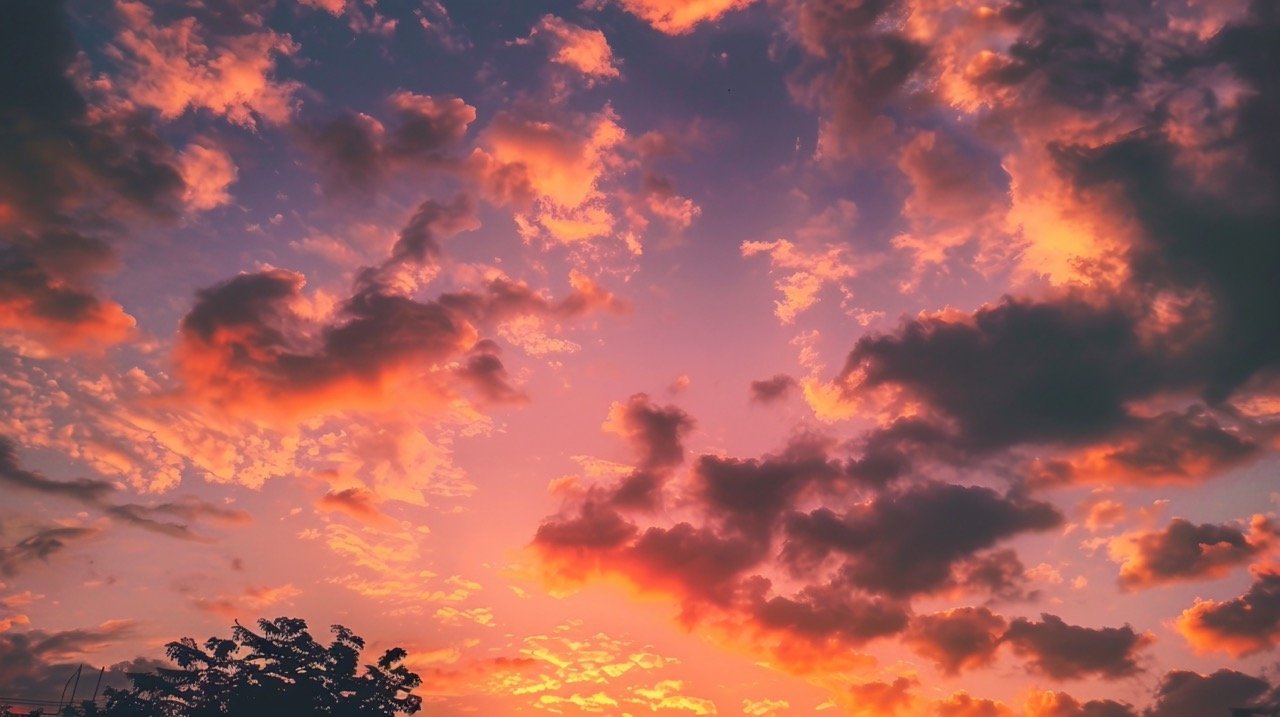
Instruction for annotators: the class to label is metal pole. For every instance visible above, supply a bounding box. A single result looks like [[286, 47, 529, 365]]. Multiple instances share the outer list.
[[59, 668, 76, 710], [91, 666, 106, 702], [68, 663, 83, 705]]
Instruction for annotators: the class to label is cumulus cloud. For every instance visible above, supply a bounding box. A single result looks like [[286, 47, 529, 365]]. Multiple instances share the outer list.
[[303, 92, 477, 194], [108, 0, 301, 128], [1108, 515, 1275, 590], [174, 197, 621, 423], [1003, 614, 1152, 680], [0, 0, 186, 355], [844, 677, 916, 717], [782, 482, 1061, 598], [784, 0, 927, 160], [904, 607, 1006, 675], [534, 401, 1066, 673], [611, 0, 757, 34], [1143, 668, 1276, 717], [521, 15, 620, 81], [1024, 690, 1136, 717], [473, 107, 626, 248], [178, 142, 238, 210], [1175, 569, 1280, 657]]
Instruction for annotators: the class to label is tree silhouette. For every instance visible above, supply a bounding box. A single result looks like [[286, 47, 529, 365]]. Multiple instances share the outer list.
[[88, 617, 422, 717]]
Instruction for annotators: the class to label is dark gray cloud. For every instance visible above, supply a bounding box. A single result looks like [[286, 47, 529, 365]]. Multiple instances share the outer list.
[[904, 607, 1006, 675], [605, 394, 694, 510], [1003, 613, 1150, 680], [0, 525, 100, 577], [750, 581, 908, 648], [178, 246, 623, 416], [0, 622, 150, 703], [0, 0, 185, 352], [1176, 571, 1280, 656], [782, 482, 1061, 597], [695, 434, 842, 533], [749, 374, 797, 404], [1143, 668, 1276, 717], [1, 437, 249, 544], [1115, 517, 1272, 590], [301, 92, 475, 195], [784, 0, 927, 158], [386, 194, 479, 267], [104, 498, 252, 543], [0, 437, 116, 502]]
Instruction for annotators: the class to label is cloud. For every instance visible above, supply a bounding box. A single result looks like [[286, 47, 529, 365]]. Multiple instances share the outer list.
[[108, 0, 301, 128], [317, 487, 396, 528], [741, 238, 869, 323], [1175, 569, 1280, 657], [178, 142, 238, 210], [844, 677, 917, 717], [175, 220, 620, 422], [1108, 515, 1274, 590], [781, 482, 1061, 598], [891, 129, 1011, 286], [611, 0, 757, 34], [473, 107, 627, 249], [1, 436, 248, 542], [303, 92, 477, 194], [0, 0, 185, 355], [1002, 613, 1152, 680], [535, 402, 1060, 673], [905, 607, 1006, 675], [0, 248, 138, 355], [601, 394, 694, 509], [749, 374, 798, 404], [827, 297, 1268, 489], [934, 692, 1014, 717], [189, 583, 302, 619], [0, 526, 100, 577], [0, 620, 141, 700], [523, 15, 619, 81], [104, 497, 251, 542], [1143, 668, 1276, 717], [783, 0, 927, 160], [750, 581, 908, 651], [0, 437, 117, 502], [695, 434, 843, 534], [1024, 690, 1136, 717]]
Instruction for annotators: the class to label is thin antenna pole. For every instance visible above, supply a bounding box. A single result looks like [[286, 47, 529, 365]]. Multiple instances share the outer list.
[[69, 663, 83, 705], [91, 666, 106, 702], [59, 668, 75, 710]]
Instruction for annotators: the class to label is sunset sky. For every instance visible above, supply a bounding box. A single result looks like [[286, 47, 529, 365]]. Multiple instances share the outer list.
[[3, 0, 1280, 714]]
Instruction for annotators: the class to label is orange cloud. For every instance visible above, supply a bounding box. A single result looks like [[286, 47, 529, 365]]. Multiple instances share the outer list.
[[1108, 515, 1274, 590], [178, 142, 237, 211], [190, 583, 301, 619], [1175, 569, 1280, 657], [526, 15, 619, 80], [111, 1, 300, 128], [476, 108, 627, 250], [741, 238, 870, 323], [0, 278, 135, 357], [613, 0, 757, 34]]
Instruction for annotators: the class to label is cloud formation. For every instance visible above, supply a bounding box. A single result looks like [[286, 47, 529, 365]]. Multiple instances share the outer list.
[[1003, 614, 1152, 680], [1108, 516, 1275, 590]]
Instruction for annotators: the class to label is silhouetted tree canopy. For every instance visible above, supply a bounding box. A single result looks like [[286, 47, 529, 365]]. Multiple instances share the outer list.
[[84, 617, 422, 717]]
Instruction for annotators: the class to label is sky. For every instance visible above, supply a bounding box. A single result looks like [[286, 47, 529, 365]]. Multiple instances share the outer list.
[[1, 0, 1280, 715]]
